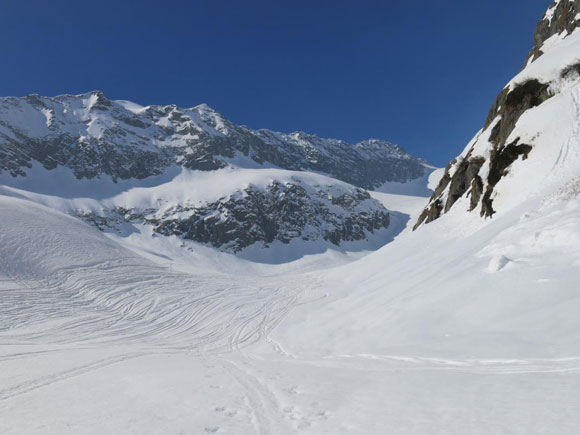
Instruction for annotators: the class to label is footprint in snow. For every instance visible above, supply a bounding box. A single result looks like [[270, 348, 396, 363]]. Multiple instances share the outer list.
[[315, 410, 329, 420], [204, 427, 219, 433], [287, 385, 300, 395]]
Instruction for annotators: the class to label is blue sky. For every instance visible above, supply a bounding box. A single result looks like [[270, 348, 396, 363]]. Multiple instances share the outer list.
[[2, 0, 551, 165]]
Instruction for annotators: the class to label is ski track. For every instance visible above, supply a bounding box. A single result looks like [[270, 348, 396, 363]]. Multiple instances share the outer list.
[[219, 358, 293, 435], [322, 354, 580, 375], [0, 261, 316, 430], [554, 87, 580, 171], [0, 260, 310, 352], [0, 352, 146, 401], [3, 254, 580, 416]]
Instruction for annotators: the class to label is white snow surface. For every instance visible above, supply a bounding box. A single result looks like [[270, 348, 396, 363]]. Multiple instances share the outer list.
[[3, 12, 580, 435], [0, 164, 403, 263], [2, 142, 580, 433], [2, 137, 580, 435]]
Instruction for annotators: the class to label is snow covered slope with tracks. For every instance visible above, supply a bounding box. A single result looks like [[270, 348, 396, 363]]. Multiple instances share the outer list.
[[2, 2, 580, 434]]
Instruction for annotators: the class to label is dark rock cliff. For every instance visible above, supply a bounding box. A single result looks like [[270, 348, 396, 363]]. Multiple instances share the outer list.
[[78, 181, 391, 252], [414, 1, 578, 230]]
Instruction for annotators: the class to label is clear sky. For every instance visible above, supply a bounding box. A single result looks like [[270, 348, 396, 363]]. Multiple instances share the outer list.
[[2, 0, 551, 166]]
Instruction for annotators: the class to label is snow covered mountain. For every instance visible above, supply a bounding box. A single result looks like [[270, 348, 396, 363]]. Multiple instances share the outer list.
[[415, 0, 580, 229], [272, 0, 580, 366], [0, 92, 429, 253], [0, 92, 425, 189], [3, 2, 580, 434]]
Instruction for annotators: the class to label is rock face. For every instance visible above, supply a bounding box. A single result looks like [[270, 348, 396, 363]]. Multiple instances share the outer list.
[[77, 178, 391, 252], [414, 2, 579, 230], [526, 0, 580, 64], [0, 92, 426, 189]]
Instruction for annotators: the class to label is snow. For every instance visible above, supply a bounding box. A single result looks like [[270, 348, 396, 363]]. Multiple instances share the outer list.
[[3, 6, 580, 433], [543, 1, 560, 24], [2, 98, 580, 432], [508, 28, 580, 90], [3, 90, 580, 432], [2, 168, 580, 433], [374, 164, 439, 197], [487, 254, 511, 272], [115, 99, 147, 113], [0, 169, 417, 284]]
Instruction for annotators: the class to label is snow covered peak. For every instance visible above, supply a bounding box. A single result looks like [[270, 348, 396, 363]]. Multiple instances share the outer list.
[[192, 102, 214, 111], [0, 92, 428, 188]]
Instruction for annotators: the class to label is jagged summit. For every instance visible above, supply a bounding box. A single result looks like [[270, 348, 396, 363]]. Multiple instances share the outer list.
[[0, 92, 427, 189]]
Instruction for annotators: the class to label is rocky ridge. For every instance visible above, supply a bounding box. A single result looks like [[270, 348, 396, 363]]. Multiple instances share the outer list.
[[414, 0, 580, 229], [0, 93, 426, 190], [75, 174, 391, 252], [0, 93, 420, 252], [526, 0, 580, 64]]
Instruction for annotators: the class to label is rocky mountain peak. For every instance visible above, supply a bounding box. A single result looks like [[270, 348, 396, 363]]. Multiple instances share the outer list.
[[526, 0, 580, 64], [0, 92, 428, 189]]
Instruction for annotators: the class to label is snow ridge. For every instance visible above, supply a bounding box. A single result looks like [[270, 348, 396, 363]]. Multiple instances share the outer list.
[[0, 92, 427, 189]]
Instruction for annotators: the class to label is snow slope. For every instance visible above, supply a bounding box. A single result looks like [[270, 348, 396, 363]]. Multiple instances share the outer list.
[[1, 167, 580, 434], [0, 196, 308, 351], [417, 2, 580, 227], [2, 3, 580, 435], [0, 164, 399, 261]]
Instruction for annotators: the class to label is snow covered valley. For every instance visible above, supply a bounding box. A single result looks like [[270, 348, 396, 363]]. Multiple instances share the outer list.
[[3, 1, 580, 433], [1, 163, 580, 434]]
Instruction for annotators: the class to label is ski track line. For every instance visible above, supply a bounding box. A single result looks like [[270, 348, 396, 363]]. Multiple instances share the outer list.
[[0, 254, 322, 410], [0, 352, 147, 401], [553, 87, 580, 171], [0, 263, 318, 353], [323, 354, 580, 375], [219, 358, 293, 435]]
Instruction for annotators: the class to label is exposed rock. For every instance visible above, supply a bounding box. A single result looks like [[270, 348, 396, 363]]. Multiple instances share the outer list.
[[0, 92, 409, 252], [413, 155, 484, 230], [526, 0, 580, 64], [481, 139, 532, 217], [0, 92, 427, 189], [418, 79, 546, 227], [487, 80, 551, 148], [444, 155, 486, 213], [78, 181, 391, 252], [413, 198, 443, 230], [414, 2, 574, 230], [561, 61, 580, 80]]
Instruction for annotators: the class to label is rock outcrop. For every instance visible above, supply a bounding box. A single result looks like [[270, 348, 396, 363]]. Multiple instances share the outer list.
[[414, 1, 579, 230], [77, 178, 391, 252], [526, 0, 580, 64]]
